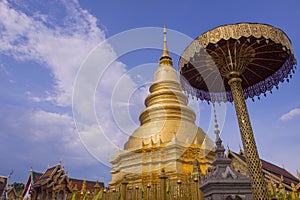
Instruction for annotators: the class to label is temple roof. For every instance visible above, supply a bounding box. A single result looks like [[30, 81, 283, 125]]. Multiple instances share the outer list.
[[228, 151, 299, 186], [34, 164, 62, 186], [70, 178, 104, 191], [6, 187, 18, 198], [36, 165, 57, 183], [22, 163, 103, 197], [22, 170, 43, 197]]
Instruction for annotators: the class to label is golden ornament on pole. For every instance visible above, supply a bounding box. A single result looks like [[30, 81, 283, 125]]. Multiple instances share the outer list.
[[179, 23, 297, 199]]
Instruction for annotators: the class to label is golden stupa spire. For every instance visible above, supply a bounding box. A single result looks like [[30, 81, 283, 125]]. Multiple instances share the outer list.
[[110, 22, 213, 186], [124, 24, 200, 150], [159, 25, 173, 66]]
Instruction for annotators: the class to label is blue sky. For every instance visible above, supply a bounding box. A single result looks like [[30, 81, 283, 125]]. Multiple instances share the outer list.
[[0, 0, 300, 185]]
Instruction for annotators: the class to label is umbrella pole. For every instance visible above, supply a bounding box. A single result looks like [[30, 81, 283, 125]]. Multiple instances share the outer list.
[[228, 76, 268, 199]]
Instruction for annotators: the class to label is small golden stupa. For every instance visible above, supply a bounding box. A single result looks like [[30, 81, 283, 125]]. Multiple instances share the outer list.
[[109, 26, 214, 186]]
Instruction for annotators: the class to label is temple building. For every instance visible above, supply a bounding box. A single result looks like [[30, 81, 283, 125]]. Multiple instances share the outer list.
[[1, 175, 19, 200], [228, 149, 299, 192], [109, 26, 215, 187], [0, 176, 8, 199], [22, 163, 104, 200], [13, 26, 300, 200], [106, 27, 300, 199]]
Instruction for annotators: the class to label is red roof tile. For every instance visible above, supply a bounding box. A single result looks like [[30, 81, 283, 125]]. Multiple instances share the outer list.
[[37, 166, 57, 182], [22, 171, 43, 197], [70, 178, 104, 192], [230, 152, 299, 185]]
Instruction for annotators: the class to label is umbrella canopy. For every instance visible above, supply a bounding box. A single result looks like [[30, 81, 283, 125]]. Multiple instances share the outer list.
[[179, 23, 297, 102]]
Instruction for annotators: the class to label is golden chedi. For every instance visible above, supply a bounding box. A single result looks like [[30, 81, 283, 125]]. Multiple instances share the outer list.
[[110, 26, 214, 186]]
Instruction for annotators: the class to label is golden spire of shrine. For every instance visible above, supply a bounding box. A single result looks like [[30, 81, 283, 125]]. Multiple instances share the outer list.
[[110, 24, 214, 187], [123, 26, 202, 149], [159, 25, 173, 66]]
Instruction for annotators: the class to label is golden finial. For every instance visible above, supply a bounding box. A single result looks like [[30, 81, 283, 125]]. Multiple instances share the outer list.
[[212, 103, 220, 137], [268, 177, 276, 198], [291, 182, 295, 189], [289, 183, 297, 200], [151, 136, 155, 146], [159, 134, 163, 146], [73, 184, 78, 191], [81, 179, 87, 192], [163, 25, 167, 53], [238, 144, 244, 155], [277, 175, 287, 198], [278, 175, 284, 189], [94, 180, 100, 188], [159, 25, 173, 66]]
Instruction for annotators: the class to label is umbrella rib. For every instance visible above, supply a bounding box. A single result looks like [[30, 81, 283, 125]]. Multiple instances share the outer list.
[[216, 45, 228, 65], [250, 63, 276, 73], [200, 70, 218, 90], [182, 58, 216, 74], [252, 58, 283, 62], [183, 62, 216, 74], [255, 50, 285, 55], [186, 72, 202, 83], [210, 72, 223, 92], [237, 37, 253, 68], [252, 42, 275, 51], [245, 67, 264, 79], [241, 73, 250, 86]]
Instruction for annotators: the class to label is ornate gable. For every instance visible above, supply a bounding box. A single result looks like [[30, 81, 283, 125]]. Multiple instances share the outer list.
[[32, 163, 72, 193], [227, 150, 248, 176]]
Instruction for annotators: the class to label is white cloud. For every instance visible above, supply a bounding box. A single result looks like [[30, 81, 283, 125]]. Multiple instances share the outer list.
[[0, 105, 93, 164], [12, 108, 81, 151], [28, 110, 74, 140], [0, 0, 148, 167], [280, 108, 300, 121], [0, 0, 106, 106]]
